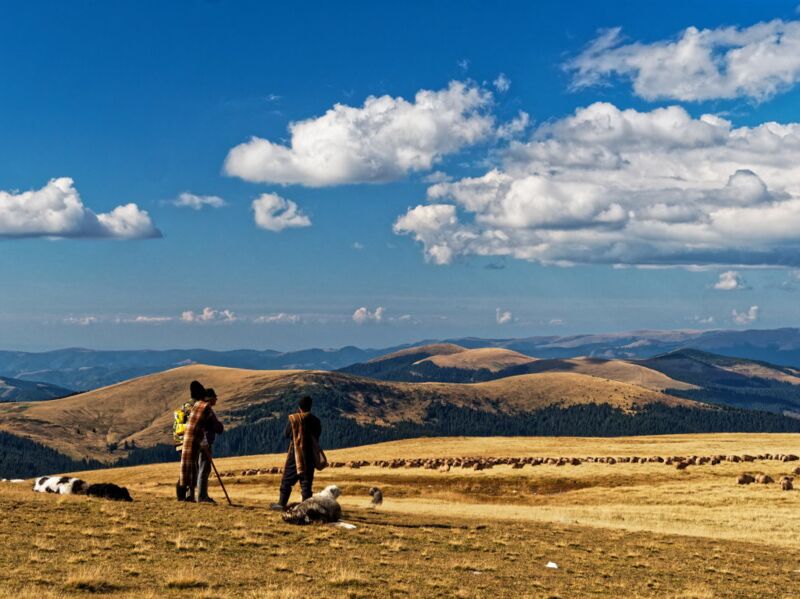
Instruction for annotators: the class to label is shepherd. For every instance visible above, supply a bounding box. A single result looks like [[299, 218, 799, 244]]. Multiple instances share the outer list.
[[270, 395, 324, 511], [177, 380, 219, 502]]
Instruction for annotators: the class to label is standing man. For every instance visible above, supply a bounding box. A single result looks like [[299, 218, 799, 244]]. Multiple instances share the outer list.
[[178, 381, 216, 502], [197, 387, 224, 503], [270, 395, 321, 511]]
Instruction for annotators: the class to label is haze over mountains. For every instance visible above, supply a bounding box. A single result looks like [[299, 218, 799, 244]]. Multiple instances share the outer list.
[[3, 328, 800, 395]]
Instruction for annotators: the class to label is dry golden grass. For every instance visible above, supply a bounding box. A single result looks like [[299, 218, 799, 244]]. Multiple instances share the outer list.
[[548, 357, 697, 391], [423, 347, 534, 371], [0, 434, 775, 596], [368, 343, 466, 362]]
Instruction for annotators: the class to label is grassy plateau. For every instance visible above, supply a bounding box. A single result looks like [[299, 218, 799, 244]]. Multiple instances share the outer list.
[[2, 434, 800, 598]]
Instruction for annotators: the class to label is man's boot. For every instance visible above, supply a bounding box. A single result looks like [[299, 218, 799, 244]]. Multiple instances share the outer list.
[[269, 490, 290, 511], [176, 481, 186, 502]]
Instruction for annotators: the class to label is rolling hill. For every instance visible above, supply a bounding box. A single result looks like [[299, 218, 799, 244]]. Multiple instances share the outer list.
[[642, 349, 800, 417], [1, 363, 799, 474], [0, 375, 73, 402], [340, 344, 695, 391]]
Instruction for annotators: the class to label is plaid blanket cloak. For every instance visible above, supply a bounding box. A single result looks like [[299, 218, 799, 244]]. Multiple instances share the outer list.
[[179, 400, 211, 488], [289, 412, 309, 475]]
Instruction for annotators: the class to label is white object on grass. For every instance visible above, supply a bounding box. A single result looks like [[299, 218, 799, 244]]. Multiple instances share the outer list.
[[546, 562, 559, 569], [330, 521, 357, 530]]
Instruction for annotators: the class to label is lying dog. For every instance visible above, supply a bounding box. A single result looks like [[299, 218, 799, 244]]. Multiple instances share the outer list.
[[33, 476, 132, 501], [85, 483, 133, 502], [282, 485, 342, 525], [34, 476, 87, 495]]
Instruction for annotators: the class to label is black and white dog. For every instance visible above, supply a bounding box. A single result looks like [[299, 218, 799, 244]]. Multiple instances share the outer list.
[[33, 476, 132, 502], [34, 476, 87, 495]]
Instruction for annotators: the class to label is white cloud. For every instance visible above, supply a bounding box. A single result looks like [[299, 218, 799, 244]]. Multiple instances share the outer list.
[[180, 307, 237, 323], [254, 312, 301, 325], [496, 111, 530, 140], [496, 308, 512, 325], [252, 193, 311, 232], [548, 318, 565, 326], [352, 306, 385, 324], [493, 73, 511, 93], [63, 316, 100, 326], [126, 315, 173, 324], [224, 82, 494, 186], [395, 102, 800, 268], [0, 178, 160, 239], [352, 242, 365, 250], [172, 192, 226, 210], [732, 305, 759, 325], [567, 20, 800, 101], [714, 271, 747, 291]]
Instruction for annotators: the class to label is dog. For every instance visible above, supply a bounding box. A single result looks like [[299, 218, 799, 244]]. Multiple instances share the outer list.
[[369, 486, 383, 507], [282, 485, 342, 525], [85, 483, 133, 502], [32, 476, 132, 501], [33, 476, 87, 495]]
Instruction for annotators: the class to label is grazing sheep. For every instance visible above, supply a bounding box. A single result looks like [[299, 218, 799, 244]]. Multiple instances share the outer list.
[[780, 476, 793, 491], [676, 461, 689, 470], [369, 486, 383, 507], [282, 485, 342, 525], [755, 474, 774, 484], [737, 474, 755, 485]]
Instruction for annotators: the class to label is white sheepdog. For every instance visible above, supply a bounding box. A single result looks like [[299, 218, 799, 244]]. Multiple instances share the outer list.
[[282, 485, 343, 525]]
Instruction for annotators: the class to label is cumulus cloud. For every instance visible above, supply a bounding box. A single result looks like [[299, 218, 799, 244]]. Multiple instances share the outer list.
[[252, 193, 311, 232], [496, 308, 513, 325], [352, 306, 385, 324], [180, 307, 237, 323], [0, 178, 160, 239], [224, 82, 494, 186], [714, 271, 747, 291], [172, 192, 226, 210], [395, 102, 800, 268], [732, 305, 759, 325], [567, 20, 800, 101], [254, 312, 301, 325]]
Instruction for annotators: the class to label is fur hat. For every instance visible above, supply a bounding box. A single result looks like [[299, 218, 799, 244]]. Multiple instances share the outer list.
[[190, 380, 206, 400], [205, 388, 217, 399]]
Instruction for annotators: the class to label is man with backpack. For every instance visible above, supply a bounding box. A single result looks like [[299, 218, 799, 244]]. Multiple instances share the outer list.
[[270, 395, 323, 511], [175, 380, 224, 502]]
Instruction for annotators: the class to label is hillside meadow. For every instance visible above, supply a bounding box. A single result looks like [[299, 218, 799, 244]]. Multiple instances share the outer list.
[[3, 434, 800, 597]]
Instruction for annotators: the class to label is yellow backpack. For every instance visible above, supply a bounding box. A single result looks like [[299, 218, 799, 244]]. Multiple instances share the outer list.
[[173, 401, 195, 450]]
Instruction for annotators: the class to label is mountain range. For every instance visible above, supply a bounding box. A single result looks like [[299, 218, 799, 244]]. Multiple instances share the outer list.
[[3, 327, 800, 394]]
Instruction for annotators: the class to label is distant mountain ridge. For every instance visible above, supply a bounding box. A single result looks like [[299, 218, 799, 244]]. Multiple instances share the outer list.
[[0, 376, 73, 403], [3, 327, 800, 392]]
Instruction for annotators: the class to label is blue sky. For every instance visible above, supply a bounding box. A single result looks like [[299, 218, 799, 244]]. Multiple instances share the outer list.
[[1, 0, 800, 351]]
